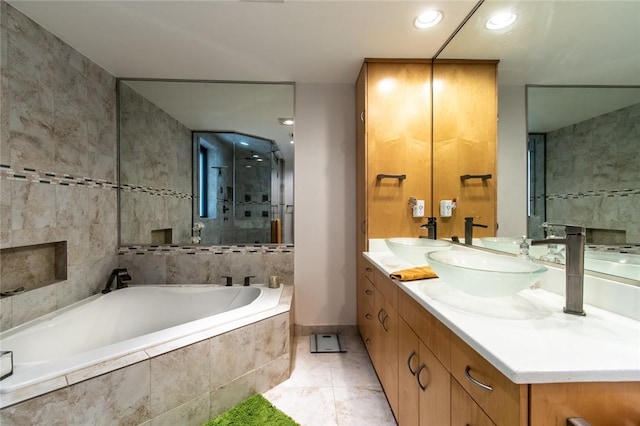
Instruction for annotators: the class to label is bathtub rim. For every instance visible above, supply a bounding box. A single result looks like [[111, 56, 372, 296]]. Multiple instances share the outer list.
[[0, 283, 292, 409]]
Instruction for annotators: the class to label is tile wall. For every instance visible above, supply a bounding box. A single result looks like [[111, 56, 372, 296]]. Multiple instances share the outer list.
[[119, 82, 192, 246], [118, 245, 294, 287], [545, 103, 640, 242], [0, 3, 118, 330]]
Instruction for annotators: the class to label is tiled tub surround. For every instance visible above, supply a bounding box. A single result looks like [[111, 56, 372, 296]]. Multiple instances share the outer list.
[[118, 246, 294, 287], [545, 102, 640, 242], [119, 83, 193, 246], [0, 284, 294, 425], [1, 4, 119, 330]]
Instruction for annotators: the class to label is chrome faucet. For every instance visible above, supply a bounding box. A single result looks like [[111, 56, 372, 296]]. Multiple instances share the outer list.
[[464, 217, 488, 245], [102, 268, 131, 294], [531, 224, 586, 316], [420, 217, 437, 240]]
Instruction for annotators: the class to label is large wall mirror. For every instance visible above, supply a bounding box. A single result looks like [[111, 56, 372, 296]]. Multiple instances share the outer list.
[[118, 80, 295, 246], [435, 0, 640, 283]]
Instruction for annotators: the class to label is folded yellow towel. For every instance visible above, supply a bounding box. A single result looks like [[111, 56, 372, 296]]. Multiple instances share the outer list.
[[390, 266, 438, 281]]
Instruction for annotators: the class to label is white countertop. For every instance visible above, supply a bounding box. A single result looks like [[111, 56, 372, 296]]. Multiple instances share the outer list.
[[364, 250, 640, 384]]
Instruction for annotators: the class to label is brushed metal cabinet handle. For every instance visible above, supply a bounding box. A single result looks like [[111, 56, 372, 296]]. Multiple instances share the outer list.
[[567, 418, 592, 426], [365, 313, 372, 320], [382, 314, 389, 332], [464, 365, 493, 392], [365, 289, 373, 295]]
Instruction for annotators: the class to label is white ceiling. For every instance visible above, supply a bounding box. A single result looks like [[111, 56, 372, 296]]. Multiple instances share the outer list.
[[8, 0, 640, 137]]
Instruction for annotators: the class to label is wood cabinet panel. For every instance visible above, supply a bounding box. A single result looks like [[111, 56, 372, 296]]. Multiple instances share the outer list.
[[375, 268, 398, 309], [399, 289, 451, 370], [365, 61, 432, 239], [451, 378, 496, 426], [418, 340, 450, 426], [398, 318, 421, 426], [530, 381, 640, 425], [450, 333, 527, 426], [432, 61, 498, 239]]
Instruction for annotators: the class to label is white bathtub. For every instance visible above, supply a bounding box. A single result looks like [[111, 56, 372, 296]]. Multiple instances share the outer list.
[[0, 284, 283, 394]]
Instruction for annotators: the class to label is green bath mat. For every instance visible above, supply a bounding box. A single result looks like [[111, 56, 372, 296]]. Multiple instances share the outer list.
[[204, 394, 299, 426]]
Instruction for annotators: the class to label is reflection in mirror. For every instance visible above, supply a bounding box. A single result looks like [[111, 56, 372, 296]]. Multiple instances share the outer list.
[[435, 1, 640, 283], [194, 131, 283, 245], [118, 80, 294, 246]]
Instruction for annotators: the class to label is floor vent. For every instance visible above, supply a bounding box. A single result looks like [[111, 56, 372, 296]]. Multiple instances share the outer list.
[[309, 334, 347, 353]]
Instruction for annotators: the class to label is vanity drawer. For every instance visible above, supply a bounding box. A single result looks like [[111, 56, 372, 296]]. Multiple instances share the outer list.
[[358, 274, 376, 311], [450, 333, 528, 426], [451, 378, 496, 426], [399, 290, 451, 369], [374, 268, 398, 309], [363, 259, 376, 285]]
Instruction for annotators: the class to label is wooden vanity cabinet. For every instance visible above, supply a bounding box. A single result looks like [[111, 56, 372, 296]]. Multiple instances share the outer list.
[[451, 378, 496, 426], [529, 382, 640, 425], [358, 259, 399, 418], [398, 318, 451, 426], [450, 333, 528, 426]]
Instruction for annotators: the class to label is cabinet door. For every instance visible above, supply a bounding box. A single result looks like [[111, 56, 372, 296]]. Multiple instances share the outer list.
[[366, 61, 432, 239], [380, 300, 399, 419], [418, 341, 450, 425], [530, 382, 640, 425], [356, 64, 367, 252], [398, 318, 421, 426], [432, 61, 497, 239], [451, 378, 496, 426]]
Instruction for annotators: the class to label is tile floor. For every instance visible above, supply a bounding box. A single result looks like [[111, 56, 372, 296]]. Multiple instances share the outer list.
[[263, 334, 397, 426]]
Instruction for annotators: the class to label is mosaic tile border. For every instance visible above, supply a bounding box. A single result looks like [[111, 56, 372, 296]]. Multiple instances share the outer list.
[[0, 164, 192, 199], [546, 188, 640, 200], [586, 244, 640, 256], [118, 244, 294, 256]]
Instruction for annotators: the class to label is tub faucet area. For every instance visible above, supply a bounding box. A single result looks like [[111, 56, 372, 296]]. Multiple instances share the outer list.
[[532, 224, 586, 316], [102, 268, 131, 294]]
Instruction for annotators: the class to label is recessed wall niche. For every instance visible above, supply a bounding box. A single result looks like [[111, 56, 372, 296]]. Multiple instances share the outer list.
[[0, 242, 67, 295]]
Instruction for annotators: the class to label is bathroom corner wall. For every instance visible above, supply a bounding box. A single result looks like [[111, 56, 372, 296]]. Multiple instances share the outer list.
[[0, 4, 118, 330], [119, 83, 192, 245], [545, 103, 640, 242]]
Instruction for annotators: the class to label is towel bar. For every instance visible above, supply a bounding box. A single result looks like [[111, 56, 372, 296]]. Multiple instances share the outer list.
[[377, 173, 406, 181], [460, 174, 492, 181]]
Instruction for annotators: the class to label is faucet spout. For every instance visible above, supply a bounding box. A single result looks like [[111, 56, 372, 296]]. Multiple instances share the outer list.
[[420, 217, 437, 240], [102, 268, 131, 294], [532, 225, 586, 316], [464, 217, 488, 245]]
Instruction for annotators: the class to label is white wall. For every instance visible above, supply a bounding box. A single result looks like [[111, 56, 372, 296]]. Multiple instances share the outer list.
[[496, 85, 528, 237], [294, 83, 357, 327], [292, 83, 528, 326]]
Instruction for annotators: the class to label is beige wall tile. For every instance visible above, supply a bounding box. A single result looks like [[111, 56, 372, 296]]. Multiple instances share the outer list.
[[0, 388, 68, 426], [255, 312, 290, 367], [149, 340, 210, 417], [150, 392, 210, 426], [67, 361, 150, 426], [210, 325, 256, 389], [209, 372, 256, 417], [255, 353, 291, 394]]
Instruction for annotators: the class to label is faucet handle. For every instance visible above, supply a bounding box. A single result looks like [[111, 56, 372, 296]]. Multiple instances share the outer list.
[[221, 275, 233, 286], [243, 276, 255, 286]]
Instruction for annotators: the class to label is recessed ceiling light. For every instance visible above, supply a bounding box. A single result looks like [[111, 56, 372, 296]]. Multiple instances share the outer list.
[[485, 11, 517, 30], [414, 10, 443, 29], [278, 118, 294, 126], [240, 141, 248, 146]]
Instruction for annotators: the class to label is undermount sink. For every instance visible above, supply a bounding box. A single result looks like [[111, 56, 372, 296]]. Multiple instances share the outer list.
[[426, 250, 548, 297], [385, 238, 452, 265], [479, 237, 548, 259]]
